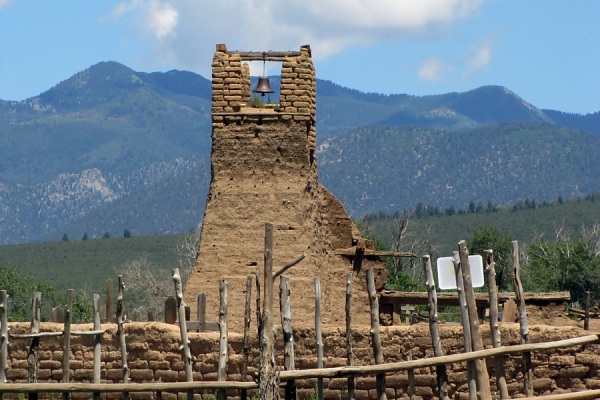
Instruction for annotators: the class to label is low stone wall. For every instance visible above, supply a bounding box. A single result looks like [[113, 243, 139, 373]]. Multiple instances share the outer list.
[[3, 322, 600, 399]]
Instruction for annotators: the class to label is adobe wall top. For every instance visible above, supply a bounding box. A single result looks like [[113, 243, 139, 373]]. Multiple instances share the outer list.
[[215, 43, 311, 61]]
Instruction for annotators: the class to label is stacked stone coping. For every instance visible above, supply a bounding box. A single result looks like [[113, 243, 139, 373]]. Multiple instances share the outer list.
[[3, 322, 600, 399], [210, 44, 317, 151]]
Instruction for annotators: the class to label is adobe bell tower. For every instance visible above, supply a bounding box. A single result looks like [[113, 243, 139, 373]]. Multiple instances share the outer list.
[[183, 44, 387, 329]]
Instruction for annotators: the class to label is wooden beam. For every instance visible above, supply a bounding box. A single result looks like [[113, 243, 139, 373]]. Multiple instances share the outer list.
[[334, 247, 416, 258], [230, 51, 302, 62], [380, 291, 570, 307]]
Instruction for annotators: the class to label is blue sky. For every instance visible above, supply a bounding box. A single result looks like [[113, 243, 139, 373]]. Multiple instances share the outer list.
[[1, 0, 598, 114]]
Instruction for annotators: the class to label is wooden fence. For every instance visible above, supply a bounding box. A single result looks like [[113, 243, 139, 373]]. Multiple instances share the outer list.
[[1, 225, 599, 400]]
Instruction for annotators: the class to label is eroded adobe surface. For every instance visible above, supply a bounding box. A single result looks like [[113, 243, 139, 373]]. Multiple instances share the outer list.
[[183, 44, 387, 329]]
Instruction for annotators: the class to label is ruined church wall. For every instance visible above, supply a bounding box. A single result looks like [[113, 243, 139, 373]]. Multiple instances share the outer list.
[[4, 322, 600, 399]]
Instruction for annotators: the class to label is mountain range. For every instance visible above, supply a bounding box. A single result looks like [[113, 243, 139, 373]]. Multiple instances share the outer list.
[[0, 61, 598, 244]]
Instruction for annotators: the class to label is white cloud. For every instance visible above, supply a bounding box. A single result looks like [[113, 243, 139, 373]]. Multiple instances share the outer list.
[[110, 0, 178, 40], [108, 0, 483, 74], [0, 0, 13, 10], [418, 58, 445, 81], [469, 42, 492, 68]]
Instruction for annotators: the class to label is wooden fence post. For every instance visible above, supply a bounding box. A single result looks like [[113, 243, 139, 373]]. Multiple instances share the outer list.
[[345, 273, 355, 400], [0, 290, 7, 390], [453, 252, 477, 400], [197, 293, 207, 332], [259, 223, 277, 400], [116, 275, 129, 400], [512, 240, 533, 397], [105, 279, 113, 323], [315, 277, 324, 400], [422, 256, 449, 400], [93, 293, 102, 400], [173, 268, 194, 400], [585, 291, 591, 331], [164, 296, 177, 324], [280, 276, 296, 400], [241, 275, 253, 400], [458, 241, 492, 399], [62, 289, 73, 400], [366, 268, 387, 400], [217, 280, 228, 400], [485, 250, 509, 399], [28, 292, 42, 400]]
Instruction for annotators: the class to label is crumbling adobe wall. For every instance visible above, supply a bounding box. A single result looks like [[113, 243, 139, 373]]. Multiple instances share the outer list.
[[4, 322, 600, 399], [184, 44, 386, 330]]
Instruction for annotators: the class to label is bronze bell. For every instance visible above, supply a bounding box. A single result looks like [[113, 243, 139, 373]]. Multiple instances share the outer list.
[[253, 77, 274, 96]]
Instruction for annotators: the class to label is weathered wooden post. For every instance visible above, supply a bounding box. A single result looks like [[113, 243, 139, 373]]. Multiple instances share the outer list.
[[260, 223, 277, 400], [458, 241, 492, 399], [280, 276, 296, 400], [241, 275, 253, 400], [0, 290, 8, 391], [484, 250, 509, 399], [315, 276, 324, 400], [512, 240, 533, 397], [116, 275, 129, 400], [105, 278, 113, 323], [173, 267, 194, 400], [93, 293, 102, 400], [366, 268, 387, 400], [164, 296, 177, 324], [28, 292, 42, 400], [345, 273, 355, 400], [407, 353, 415, 400], [585, 290, 591, 331], [62, 289, 73, 400], [422, 256, 449, 400], [197, 293, 207, 332], [217, 279, 228, 400], [453, 252, 477, 400]]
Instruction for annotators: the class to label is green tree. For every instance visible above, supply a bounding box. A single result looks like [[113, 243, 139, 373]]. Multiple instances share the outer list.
[[62, 233, 69, 242], [123, 229, 132, 238], [523, 223, 600, 304], [469, 226, 513, 291], [82, 232, 89, 241]]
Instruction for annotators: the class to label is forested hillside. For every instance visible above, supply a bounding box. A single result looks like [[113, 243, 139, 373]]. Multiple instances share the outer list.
[[0, 61, 598, 244]]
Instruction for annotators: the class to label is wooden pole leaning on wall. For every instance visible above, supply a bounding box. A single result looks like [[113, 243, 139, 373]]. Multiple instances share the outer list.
[[259, 222, 277, 400], [315, 276, 324, 400], [173, 268, 194, 400], [92, 293, 102, 400], [512, 240, 533, 397], [280, 276, 296, 400], [241, 275, 253, 400], [422, 256, 449, 400], [62, 289, 73, 400], [458, 241, 492, 399], [453, 252, 477, 400], [484, 250, 509, 399], [28, 292, 42, 400], [217, 279, 228, 400], [116, 275, 129, 400], [345, 273, 355, 400], [0, 290, 8, 390], [366, 268, 387, 400]]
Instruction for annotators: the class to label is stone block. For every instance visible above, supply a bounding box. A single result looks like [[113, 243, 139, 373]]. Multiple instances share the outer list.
[[562, 365, 590, 378], [155, 369, 179, 382], [576, 353, 600, 366], [130, 368, 154, 381], [129, 360, 148, 369], [7, 368, 27, 379], [533, 377, 554, 390], [549, 355, 575, 366]]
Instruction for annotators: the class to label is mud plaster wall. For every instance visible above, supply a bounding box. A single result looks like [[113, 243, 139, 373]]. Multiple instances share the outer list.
[[184, 44, 386, 330], [4, 322, 600, 399]]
